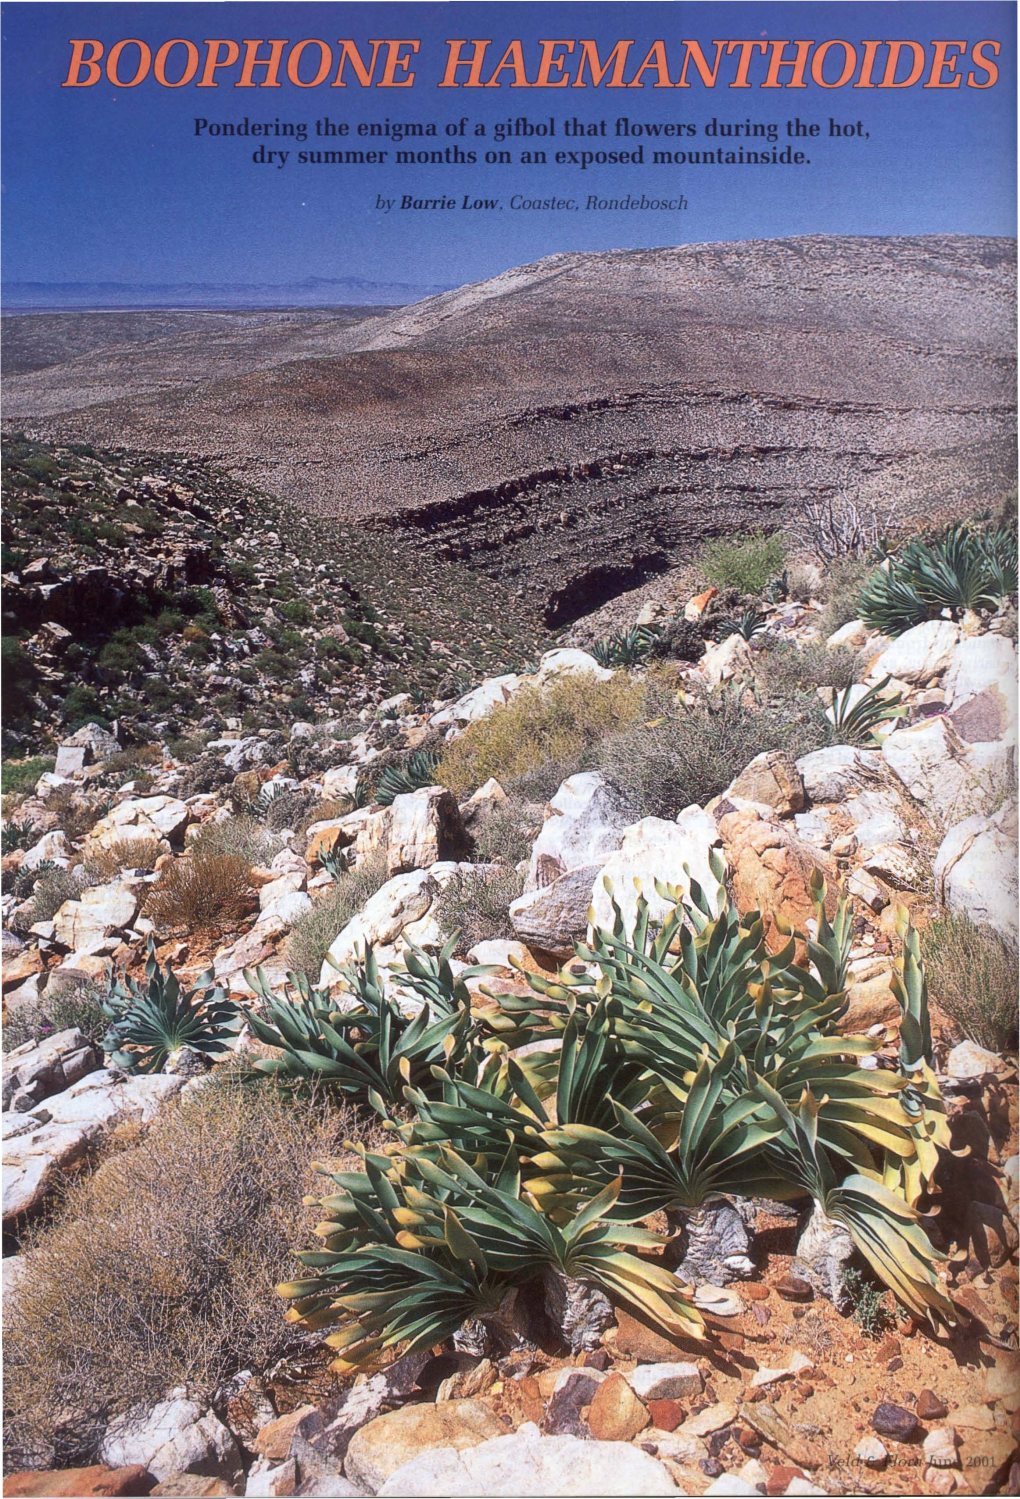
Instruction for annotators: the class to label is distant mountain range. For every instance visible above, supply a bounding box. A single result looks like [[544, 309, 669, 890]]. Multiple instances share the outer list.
[[2, 275, 453, 310]]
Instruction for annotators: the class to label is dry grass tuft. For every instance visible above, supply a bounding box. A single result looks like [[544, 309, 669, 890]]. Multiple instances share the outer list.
[[438, 673, 646, 800], [922, 912, 1018, 1053], [143, 850, 256, 935], [3, 1075, 380, 1471], [86, 836, 165, 879], [284, 851, 389, 981]]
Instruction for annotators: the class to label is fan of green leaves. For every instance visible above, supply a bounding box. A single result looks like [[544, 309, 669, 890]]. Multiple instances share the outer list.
[[859, 523, 1017, 636], [493, 860, 953, 1324], [825, 675, 906, 745], [279, 1142, 704, 1376], [715, 607, 767, 641], [375, 750, 442, 807], [591, 626, 659, 669], [101, 938, 242, 1073], [244, 937, 491, 1116]]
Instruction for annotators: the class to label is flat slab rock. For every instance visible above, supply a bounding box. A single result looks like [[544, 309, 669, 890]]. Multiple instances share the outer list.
[[376, 1421, 679, 1496], [2, 1467, 155, 1497], [344, 1400, 505, 1493]]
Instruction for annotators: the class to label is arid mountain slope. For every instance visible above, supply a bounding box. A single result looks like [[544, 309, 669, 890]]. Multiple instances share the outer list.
[[5, 235, 1015, 625]]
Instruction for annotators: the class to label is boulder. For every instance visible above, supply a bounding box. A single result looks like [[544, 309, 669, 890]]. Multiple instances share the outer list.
[[320, 868, 440, 982], [21, 830, 71, 872], [3, 1028, 97, 1110], [3, 1071, 186, 1224], [430, 674, 526, 730], [52, 881, 140, 950], [685, 587, 718, 621], [717, 807, 836, 950], [375, 1421, 679, 1496], [881, 718, 1013, 829], [721, 752, 806, 818], [525, 773, 629, 892], [586, 1373, 649, 1441], [322, 765, 362, 800], [589, 808, 722, 938], [946, 1041, 1012, 1079], [83, 797, 189, 860], [699, 634, 753, 687], [510, 864, 602, 955], [795, 746, 883, 805], [945, 634, 1018, 744], [2, 1466, 155, 1497], [386, 787, 466, 876], [101, 1394, 241, 1485], [869, 620, 961, 685], [344, 1400, 505, 1494], [826, 619, 871, 649], [533, 649, 613, 686], [459, 778, 508, 837], [841, 971, 900, 1031], [933, 802, 1019, 945]]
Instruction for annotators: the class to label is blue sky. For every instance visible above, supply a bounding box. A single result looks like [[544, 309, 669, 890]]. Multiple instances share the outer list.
[[1, 2, 1015, 289]]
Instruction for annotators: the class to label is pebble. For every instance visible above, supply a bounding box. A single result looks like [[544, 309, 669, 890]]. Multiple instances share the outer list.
[[645, 1400, 684, 1432], [586, 1373, 649, 1442], [854, 1435, 888, 1467], [871, 1401, 919, 1443], [775, 1274, 813, 1302]]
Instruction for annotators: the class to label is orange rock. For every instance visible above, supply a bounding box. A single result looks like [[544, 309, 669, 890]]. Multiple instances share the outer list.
[[586, 1373, 649, 1442], [253, 1404, 317, 1462], [685, 587, 718, 620], [3, 1467, 154, 1497], [717, 807, 837, 952]]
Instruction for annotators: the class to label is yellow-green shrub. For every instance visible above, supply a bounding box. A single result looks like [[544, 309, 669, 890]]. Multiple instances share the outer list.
[[437, 672, 646, 799]]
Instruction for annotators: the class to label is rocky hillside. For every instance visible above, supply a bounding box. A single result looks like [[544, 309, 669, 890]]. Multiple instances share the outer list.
[[1, 436, 546, 751], [4, 236, 1015, 626], [2, 519, 1017, 1498]]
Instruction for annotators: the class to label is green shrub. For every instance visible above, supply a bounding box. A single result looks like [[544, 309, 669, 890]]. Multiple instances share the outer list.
[[921, 912, 1018, 1053], [284, 851, 389, 981], [2, 637, 39, 719], [817, 556, 879, 638], [62, 685, 109, 731], [3, 1079, 372, 1470], [438, 674, 646, 800], [596, 686, 831, 820], [698, 528, 786, 596], [843, 1265, 894, 1339], [434, 864, 526, 950], [1, 757, 55, 795], [755, 640, 858, 698]]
